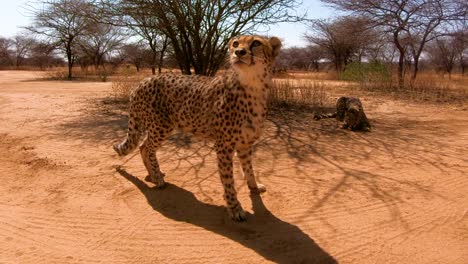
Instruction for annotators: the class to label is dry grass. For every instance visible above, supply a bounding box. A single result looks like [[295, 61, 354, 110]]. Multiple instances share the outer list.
[[269, 79, 329, 110], [276, 70, 338, 80], [110, 67, 149, 101], [31, 65, 468, 107], [44, 68, 97, 81], [108, 68, 331, 110], [43, 66, 123, 82], [357, 73, 468, 104]]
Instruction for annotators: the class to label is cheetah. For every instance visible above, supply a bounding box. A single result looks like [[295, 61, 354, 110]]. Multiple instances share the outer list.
[[113, 35, 282, 221], [314, 96, 371, 132]]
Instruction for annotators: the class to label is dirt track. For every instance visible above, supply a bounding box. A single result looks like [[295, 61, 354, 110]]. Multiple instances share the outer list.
[[0, 71, 467, 263]]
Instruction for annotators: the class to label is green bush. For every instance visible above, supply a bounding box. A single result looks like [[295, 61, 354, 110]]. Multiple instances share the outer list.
[[341, 61, 391, 82]]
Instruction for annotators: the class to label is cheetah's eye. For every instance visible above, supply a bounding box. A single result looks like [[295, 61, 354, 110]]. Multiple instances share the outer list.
[[251, 40, 262, 48], [232, 41, 239, 48]]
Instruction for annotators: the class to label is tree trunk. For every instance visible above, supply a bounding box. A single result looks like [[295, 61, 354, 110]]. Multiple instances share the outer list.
[[151, 50, 156, 75], [394, 32, 405, 89], [157, 38, 168, 74], [15, 56, 21, 68], [412, 54, 420, 80], [67, 50, 73, 80], [396, 50, 405, 89]]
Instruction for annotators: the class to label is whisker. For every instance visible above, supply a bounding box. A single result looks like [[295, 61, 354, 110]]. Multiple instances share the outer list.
[[251, 55, 268, 63]]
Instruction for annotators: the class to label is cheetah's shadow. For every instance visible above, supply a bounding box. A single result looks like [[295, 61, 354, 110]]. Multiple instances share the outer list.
[[117, 168, 337, 264]]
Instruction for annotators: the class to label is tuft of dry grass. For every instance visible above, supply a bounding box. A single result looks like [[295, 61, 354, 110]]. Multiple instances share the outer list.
[[269, 79, 329, 110], [44, 69, 70, 80], [110, 77, 137, 102], [110, 67, 147, 102]]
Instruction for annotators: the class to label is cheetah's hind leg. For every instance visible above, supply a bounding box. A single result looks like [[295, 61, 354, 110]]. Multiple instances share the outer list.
[[140, 133, 167, 188], [113, 113, 142, 156]]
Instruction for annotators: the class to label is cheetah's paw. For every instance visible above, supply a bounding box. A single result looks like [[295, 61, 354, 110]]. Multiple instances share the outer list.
[[113, 143, 124, 156], [228, 203, 247, 222], [249, 183, 267, 193], [145, 173, 166, 188]]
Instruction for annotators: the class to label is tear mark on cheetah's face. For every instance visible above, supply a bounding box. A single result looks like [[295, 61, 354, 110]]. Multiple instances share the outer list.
[[113, 35, 282, 221]]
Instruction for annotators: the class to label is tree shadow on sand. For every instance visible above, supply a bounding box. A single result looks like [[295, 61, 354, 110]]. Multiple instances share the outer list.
[[117, 167, 337, 264]]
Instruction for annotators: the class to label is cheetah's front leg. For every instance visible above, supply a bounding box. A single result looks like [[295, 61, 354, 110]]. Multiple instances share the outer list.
[[216, 144, 246, 221], [237, 147, 266, 193]]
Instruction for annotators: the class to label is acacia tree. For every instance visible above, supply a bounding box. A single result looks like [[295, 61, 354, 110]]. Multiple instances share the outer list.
[[26, 0, 93, 80], [0, 37, 13, 67], [99, 0, 303, 76], [404, 1, 467, 79], [365, 34, 397, 64], [29, 40, 59, 69], [427, 36, 458, 77], [322, 0, 467, 87], [13, 34, 36, 67], [452, 27, 468, 75], [305, 16, 375, 72], [77, 23, 125, 70], [428, 28, 468, 77], [276, 46, 323, 71], [120, 8, 169, 75], [120, 42, 146, 71]]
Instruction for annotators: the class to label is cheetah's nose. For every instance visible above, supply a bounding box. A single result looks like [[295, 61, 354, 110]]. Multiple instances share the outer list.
[[235, 49, 247, 57]]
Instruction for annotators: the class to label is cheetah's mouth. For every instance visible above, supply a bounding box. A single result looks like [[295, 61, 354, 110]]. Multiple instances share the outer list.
[[232, 57, 251, 66], [231, 56, 252, 66]]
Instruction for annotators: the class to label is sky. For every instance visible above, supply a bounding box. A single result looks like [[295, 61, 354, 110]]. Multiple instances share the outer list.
[[0, 0, 335, 48]]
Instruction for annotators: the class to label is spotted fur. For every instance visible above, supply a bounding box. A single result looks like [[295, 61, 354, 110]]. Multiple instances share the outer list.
[[113, 35, 281, 221], [314, 96, 371, 132]]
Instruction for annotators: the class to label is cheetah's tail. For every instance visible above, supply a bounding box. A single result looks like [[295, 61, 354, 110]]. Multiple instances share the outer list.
[[113, 113, 143, 156], [313, 112, 337, 120]]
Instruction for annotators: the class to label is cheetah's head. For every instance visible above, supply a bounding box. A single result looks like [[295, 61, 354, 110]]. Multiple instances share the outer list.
[[228, 35, 282, 70]]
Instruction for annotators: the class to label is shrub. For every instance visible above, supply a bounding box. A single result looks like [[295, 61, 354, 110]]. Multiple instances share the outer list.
[[110, 67, 142, 101], [341, 61, 391, 83]]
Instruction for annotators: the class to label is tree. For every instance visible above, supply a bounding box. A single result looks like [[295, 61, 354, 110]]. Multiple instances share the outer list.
[[275, 45, 323, 71], [452, 27, 468, 75], [305, 16, 375, 72], [0, 37, 14, 67], [120, 42, 146, 72], [405, 1, 467, 79], [365, 34, 397, 64], [306, 45, 324, 72], [427, 36, 458, 77], [26, 0, 93, 80], [29, 40, 61, 69], [12, 34, 36, 67], [119, 7, 169, 75], [99, 0, 303, 76], [76, 23, 125, 70], [427, 27, 468, 77], [322, 0, 468, 87]]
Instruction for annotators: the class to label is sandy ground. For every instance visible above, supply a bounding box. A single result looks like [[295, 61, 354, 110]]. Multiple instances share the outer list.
[[0, 71, 467, 264]]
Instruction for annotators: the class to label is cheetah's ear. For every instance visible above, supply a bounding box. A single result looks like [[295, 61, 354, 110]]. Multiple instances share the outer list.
[[269, 37, 282, 58]]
